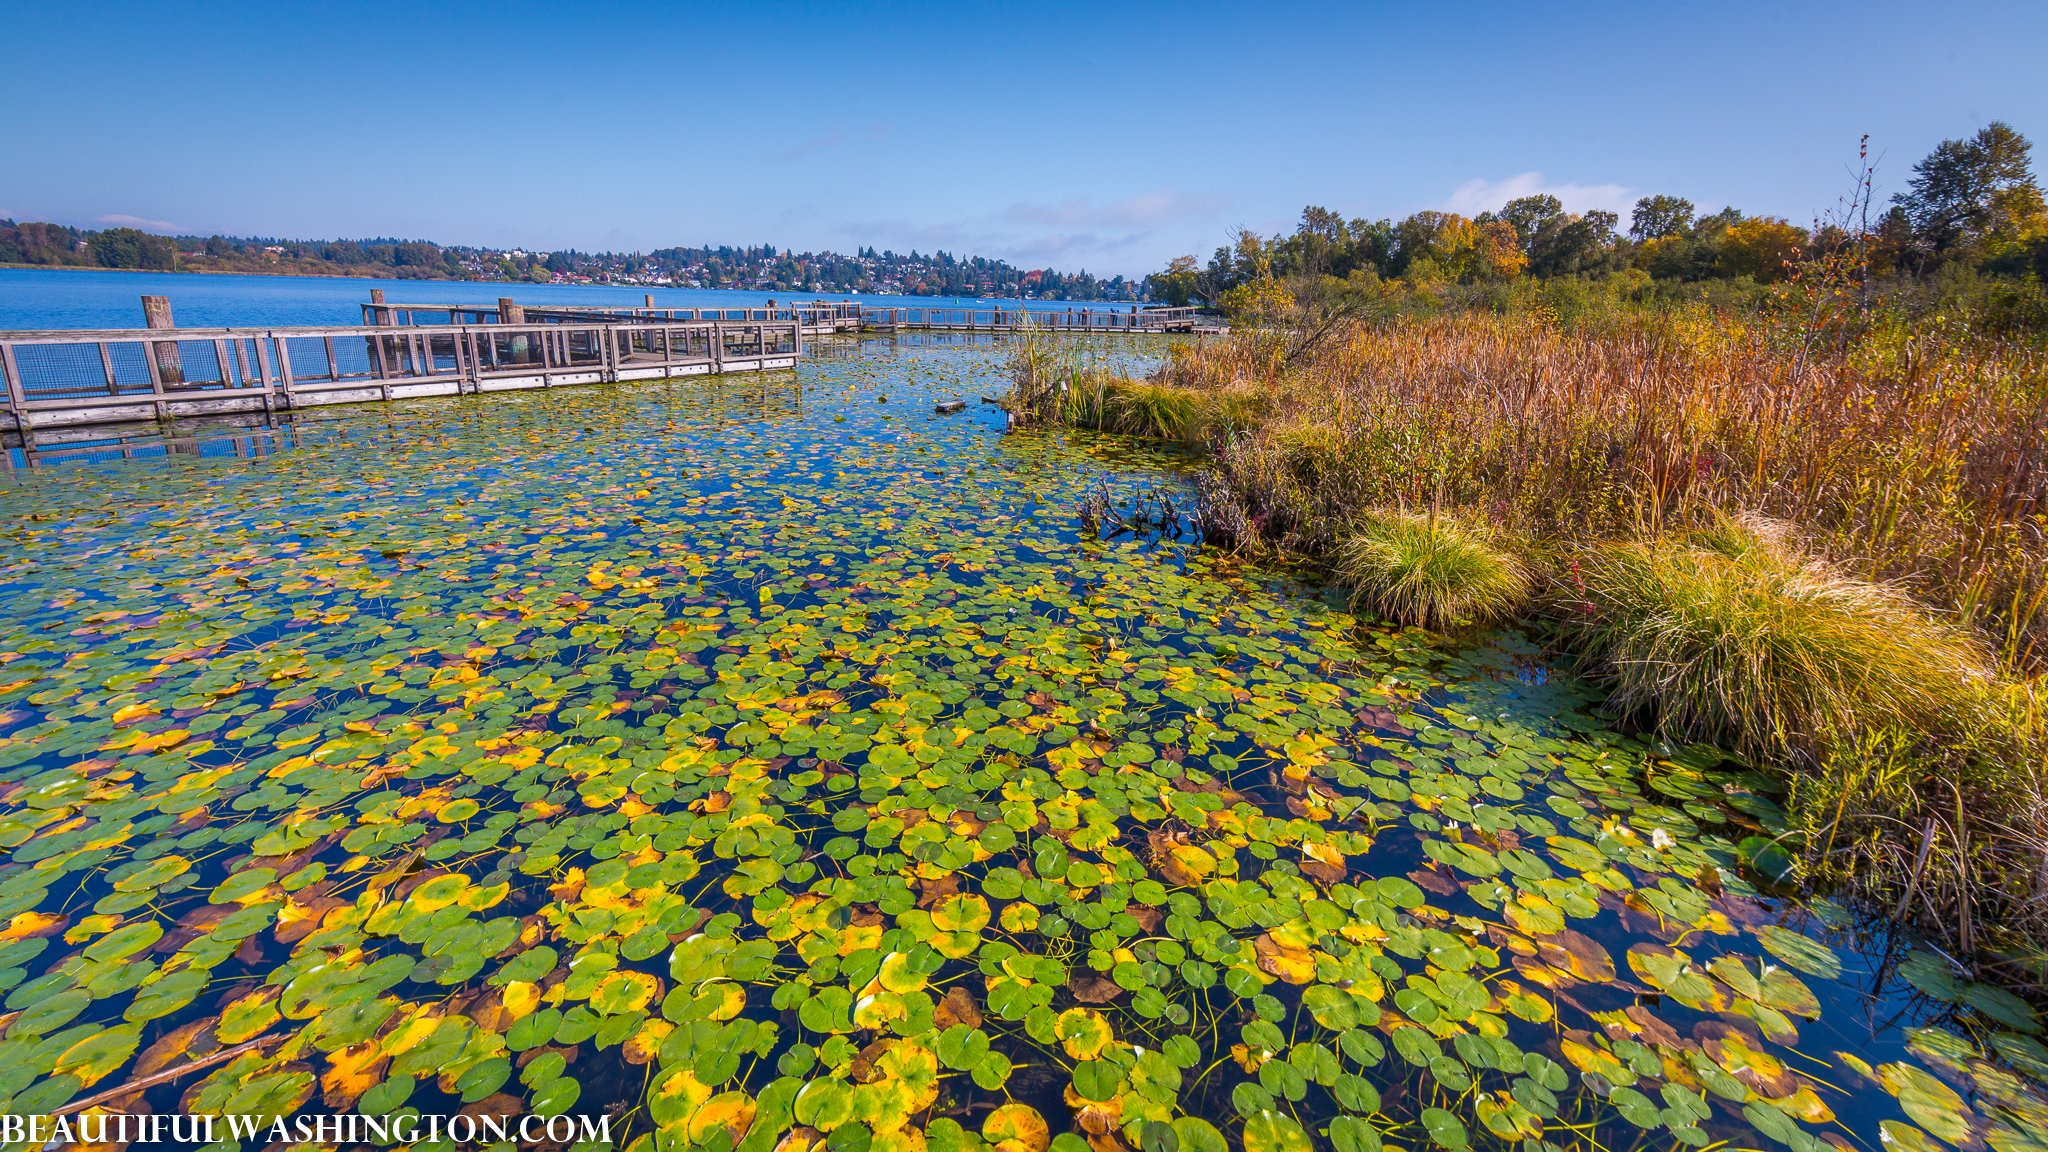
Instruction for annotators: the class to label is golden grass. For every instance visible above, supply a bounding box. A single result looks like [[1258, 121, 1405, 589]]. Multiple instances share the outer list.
[[1335, 510, 1530, 629], [1160, 308, 2048, 671], [1015, 307, 2048, 955], [1552, 515, 1994, 765]]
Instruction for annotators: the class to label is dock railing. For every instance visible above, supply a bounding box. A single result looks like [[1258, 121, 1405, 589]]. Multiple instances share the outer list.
[[362, 299, 1208, 333], [0, 317, 800, 430]]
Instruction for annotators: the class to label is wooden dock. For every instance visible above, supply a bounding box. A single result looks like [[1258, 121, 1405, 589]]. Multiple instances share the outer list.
[[363, 296, 1219, 336], [0, 291, 1210, 459], [0, 298, 801, 436]]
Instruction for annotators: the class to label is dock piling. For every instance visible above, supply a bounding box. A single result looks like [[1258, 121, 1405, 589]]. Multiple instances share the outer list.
[[141, 296, 183, 385]]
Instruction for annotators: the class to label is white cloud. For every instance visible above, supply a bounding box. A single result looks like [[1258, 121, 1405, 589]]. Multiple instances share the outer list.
[[96, 214, 179, 232], [1441, 172, 1634, 217]]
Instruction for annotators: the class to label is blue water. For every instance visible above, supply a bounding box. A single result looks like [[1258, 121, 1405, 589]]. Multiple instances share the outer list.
[[0, 268, 1143, 330]]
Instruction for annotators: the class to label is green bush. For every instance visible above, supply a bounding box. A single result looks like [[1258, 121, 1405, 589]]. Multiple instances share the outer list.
[[1103, 381, 1198, 439], [1554, 516, 1993, 764], [1335, 510, 1530, 629]]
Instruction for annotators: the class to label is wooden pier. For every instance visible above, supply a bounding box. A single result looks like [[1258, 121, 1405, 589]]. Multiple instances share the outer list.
[[362, 297, 1218, 336], [0, 291, 1208, 458], [0, 298, 801, 434]]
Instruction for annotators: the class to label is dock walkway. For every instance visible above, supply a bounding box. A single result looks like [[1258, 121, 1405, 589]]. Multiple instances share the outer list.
[[363, 297, 1219, 336], [0, 292, 1209, 449], [0, 308, 797, 433]]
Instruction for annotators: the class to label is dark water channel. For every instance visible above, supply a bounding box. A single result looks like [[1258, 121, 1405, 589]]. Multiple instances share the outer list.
[[0, 337, 2037, 1152]]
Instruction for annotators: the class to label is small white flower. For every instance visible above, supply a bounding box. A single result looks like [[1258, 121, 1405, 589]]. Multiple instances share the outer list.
[[1651, 829, 1675, 850]]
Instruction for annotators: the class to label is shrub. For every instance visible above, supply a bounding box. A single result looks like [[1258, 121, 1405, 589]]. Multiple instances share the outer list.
[[1103, 381, 1198, 439], [1554, 516, 1993, 764], [1335, 510, 1530, 629]]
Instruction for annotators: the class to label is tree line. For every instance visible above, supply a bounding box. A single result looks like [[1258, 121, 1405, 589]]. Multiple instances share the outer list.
[[1146, 122, 2048, 321], [0, 223, 1139, 299]]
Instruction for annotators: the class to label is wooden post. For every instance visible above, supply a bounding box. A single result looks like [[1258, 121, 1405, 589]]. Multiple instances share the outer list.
[[255, 332, 275, 400], [273, 334, 297, 409], [499, 299, 532, 364], [239, 338, 272, 417], [141, 295, 184, 386], [141, 328, 170, 422], [0, 343, 28, 445], [369, 287, 392, 327]]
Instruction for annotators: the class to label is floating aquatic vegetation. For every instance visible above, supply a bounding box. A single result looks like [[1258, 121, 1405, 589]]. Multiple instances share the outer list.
[[0, 341, 2037, 1152]]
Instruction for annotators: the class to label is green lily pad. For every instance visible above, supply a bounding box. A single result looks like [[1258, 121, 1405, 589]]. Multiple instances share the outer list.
[[1420, 1108, 1468, 1150], [1242, 1112, 1311, 1152], [1754, 926, 1840, 980]]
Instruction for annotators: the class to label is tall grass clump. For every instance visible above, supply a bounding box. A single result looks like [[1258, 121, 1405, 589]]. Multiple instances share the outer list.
[[1102, 380, 1198, 439], [1336, 510, 1530, 629], [1552, 516, 1994, 764]]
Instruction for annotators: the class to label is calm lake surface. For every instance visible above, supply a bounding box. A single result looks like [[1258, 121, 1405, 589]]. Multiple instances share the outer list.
[[0, 334, 2034, 1152], [0, 269, 1138, 331]]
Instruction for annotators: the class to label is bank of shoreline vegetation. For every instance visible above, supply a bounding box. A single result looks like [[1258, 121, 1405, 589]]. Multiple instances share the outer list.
[[0, 222, 1138, 300], [1014, 125, 2048, 973]]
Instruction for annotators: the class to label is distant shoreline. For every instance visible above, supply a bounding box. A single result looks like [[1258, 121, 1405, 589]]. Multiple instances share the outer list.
[[0, 262, 460, 281], [0, 264, 1052, 299]]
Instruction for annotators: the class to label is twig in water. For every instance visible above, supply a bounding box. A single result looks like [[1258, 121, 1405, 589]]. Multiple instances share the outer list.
[[53, 1033, 286, 1116]]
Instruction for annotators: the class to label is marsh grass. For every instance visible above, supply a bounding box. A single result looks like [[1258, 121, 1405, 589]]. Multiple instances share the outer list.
[[1552, 515, 1994, 764], [1015, 306, 2048, 957], [1151, 309, 2048, 676], [1335, 509, 1530, 629]]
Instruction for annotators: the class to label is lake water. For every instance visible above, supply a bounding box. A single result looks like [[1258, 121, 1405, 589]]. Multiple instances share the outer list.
[[0, 337, 2034, 1152], [0, 269, 1140, 331]]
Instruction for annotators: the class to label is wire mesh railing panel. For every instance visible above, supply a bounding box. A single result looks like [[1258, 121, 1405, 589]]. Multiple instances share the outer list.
[[10, 343, 113, 400], [428, 335, 461, 374], [324, 337, 377, 381], [278, 337, 336, 382], [366, 335, 406, 376], [106, 343, 159, 394], [486, 331, 544, 367], [162, 340, 228, 389], [664, 327, 707, 359], [225, 338, 263, 386]]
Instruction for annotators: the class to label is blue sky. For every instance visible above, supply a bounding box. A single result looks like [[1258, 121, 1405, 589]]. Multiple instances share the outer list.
[[4, 0, 2042, 277]]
